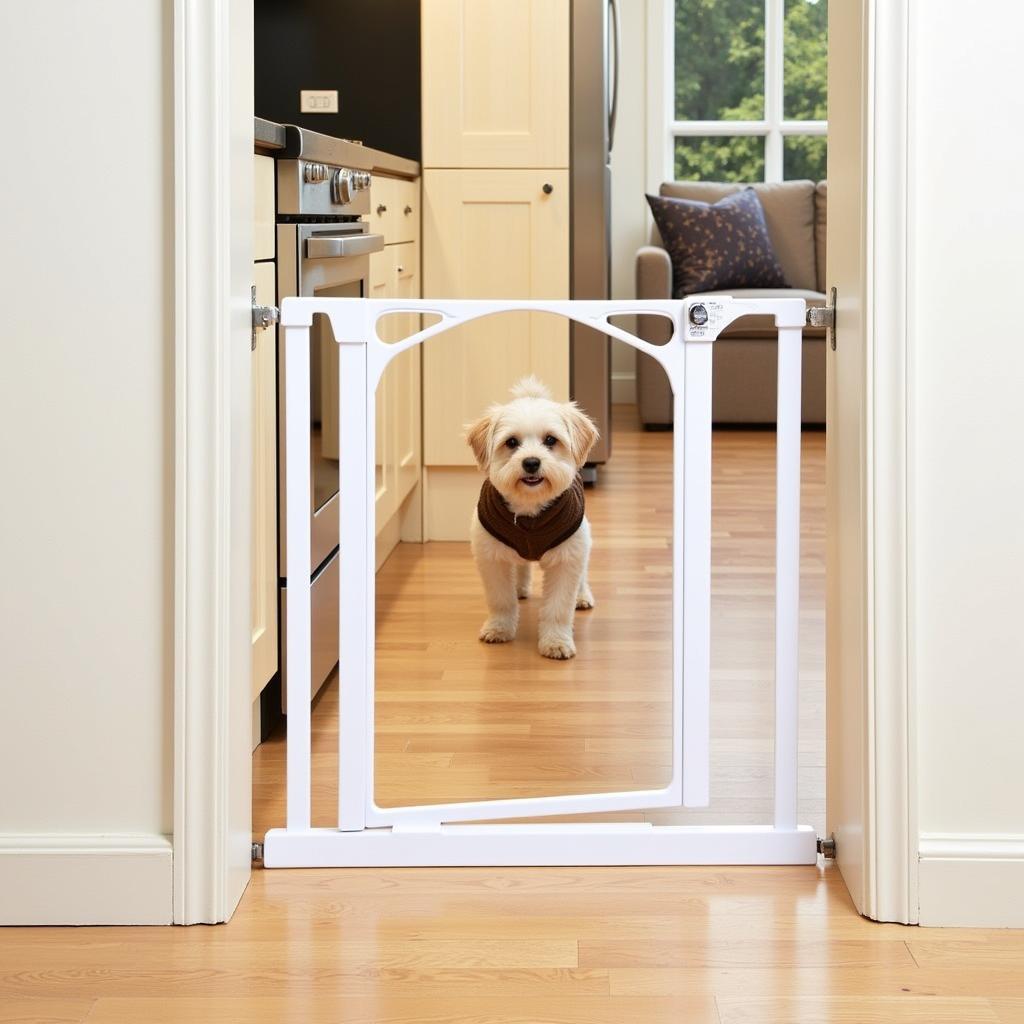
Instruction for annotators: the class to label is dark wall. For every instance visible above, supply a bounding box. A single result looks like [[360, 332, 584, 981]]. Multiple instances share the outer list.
[[255, 0, 421, 161]]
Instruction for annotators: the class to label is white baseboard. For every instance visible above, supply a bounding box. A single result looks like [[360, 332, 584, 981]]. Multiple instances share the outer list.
[[611, 371, 637, 406], [0, 834, 173, 925], [918, 833, 1024, 927]]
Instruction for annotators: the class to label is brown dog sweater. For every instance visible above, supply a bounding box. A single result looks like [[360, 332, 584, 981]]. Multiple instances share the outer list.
[[477, 475, 586, 561]]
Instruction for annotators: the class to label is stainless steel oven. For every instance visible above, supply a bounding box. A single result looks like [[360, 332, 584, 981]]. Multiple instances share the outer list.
[[276, 138, 384, 703]]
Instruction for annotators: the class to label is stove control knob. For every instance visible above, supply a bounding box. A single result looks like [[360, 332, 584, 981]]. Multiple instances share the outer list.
[[304, 162, 328, 184], [331, 167, 354, 205]]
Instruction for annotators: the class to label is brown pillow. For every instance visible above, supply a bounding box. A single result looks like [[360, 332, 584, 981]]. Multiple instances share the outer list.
[[646, 188, 788, 296]]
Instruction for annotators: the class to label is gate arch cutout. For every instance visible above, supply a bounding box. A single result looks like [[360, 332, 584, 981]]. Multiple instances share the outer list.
[[264, 296, 816, 867]]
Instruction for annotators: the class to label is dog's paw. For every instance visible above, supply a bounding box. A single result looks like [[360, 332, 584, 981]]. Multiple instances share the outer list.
[[575, 590, 594, 610], [517, 585, 532, 600], [480, 620, 516, 644], [539, 636, 576, 660]]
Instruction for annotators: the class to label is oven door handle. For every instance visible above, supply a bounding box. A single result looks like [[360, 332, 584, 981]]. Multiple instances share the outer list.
[[305, 232, 385, 259]]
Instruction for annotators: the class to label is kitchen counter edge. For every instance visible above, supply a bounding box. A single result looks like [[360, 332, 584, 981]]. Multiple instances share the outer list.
[[254, 119, 419, 179]]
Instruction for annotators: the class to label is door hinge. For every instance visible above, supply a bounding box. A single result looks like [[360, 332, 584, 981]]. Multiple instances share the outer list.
[[251, 285, 280, 350], [807, 286, 837, 350], [817, 833, 837, 859], [251, 841, 264, 863]]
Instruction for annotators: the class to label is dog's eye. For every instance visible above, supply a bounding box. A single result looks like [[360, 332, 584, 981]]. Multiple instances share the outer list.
[[505, 437, 520, 450], [543, 435, 558, 447]]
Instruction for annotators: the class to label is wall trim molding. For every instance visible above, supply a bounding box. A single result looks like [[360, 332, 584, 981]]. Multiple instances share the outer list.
[[0, 835, 172, 926], [610, 370, 637, 406], [172, 0, 253, 925], [919, 834, 1024, 927], [920, 833, 1024, 860]]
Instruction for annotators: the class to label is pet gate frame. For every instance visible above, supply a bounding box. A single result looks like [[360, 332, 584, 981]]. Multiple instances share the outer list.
[[263, 295, 817, 867]]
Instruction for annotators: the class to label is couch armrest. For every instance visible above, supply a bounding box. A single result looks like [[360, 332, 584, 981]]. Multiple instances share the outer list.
[[636, 245, 672, 300], [634, 246, 674, 426]]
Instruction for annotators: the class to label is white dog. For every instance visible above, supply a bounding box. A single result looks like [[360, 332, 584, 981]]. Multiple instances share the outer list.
[[465, 377, 599, 659]]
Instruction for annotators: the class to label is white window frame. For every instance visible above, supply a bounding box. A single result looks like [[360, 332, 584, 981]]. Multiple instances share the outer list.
[[646, 0, 827, 186]]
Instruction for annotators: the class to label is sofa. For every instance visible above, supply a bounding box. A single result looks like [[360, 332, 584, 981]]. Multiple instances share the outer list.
[[635, 179, 827, 426]]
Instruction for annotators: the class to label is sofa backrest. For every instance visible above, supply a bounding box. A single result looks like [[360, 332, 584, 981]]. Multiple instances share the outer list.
[[653, 179, 827, 293]]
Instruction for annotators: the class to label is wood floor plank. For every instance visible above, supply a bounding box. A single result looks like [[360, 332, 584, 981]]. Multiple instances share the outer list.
[[992, 998, 1024, 1024], [84, 995, 721, 1024], [610, 966, 1024, 999], [715, 996, 999, 1023], [0, 998, 93, 1023], [578, 938, 916, 969]]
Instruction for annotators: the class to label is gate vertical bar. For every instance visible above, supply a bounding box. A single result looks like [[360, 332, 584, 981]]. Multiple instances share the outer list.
[[681, 335, 713, 807], [773, 324, 803, 830], [284, 323, 312, 832], [337, 329, 369, 832]]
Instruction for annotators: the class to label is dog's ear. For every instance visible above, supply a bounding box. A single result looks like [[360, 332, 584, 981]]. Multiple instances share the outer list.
[[464, 413, 493, 470], [563, 403, 599, 468]]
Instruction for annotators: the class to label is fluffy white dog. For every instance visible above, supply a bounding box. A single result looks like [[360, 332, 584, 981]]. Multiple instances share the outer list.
[[465, 377, 599, 659]]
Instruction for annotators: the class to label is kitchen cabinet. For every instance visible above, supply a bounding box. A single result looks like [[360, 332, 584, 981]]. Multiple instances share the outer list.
[[370, 180, 423, 567], [420, 168, 569, 538], [251, 259, 278, 699], [420, 1, 570, 540], [422, 0, 569, 168], [371, 175, 420, 247]]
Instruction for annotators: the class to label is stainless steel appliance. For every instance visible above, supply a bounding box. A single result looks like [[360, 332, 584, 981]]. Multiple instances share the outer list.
[[571, 0, 619, 478], [275, 126, 394, 701]]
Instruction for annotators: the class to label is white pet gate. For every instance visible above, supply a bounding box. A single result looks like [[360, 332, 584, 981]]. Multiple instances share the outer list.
[[263, 295, 817, 867]]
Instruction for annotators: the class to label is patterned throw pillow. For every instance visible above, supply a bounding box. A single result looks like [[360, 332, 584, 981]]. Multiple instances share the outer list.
[[646, 188, 788, 296]]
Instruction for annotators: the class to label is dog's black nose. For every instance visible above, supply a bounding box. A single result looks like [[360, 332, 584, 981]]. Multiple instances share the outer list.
[[522, 456, 541, 474]]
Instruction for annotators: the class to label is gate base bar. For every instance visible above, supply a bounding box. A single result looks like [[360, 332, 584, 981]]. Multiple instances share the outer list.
[[263, 824, 818, 867]]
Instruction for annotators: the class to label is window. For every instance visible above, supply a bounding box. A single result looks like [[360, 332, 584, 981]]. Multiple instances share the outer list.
[[661, 0, 827, 183]]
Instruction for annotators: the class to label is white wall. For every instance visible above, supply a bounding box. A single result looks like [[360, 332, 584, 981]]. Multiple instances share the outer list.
[[0, 0, 174, 923], [909, 4, 1024, 926], [608, 0, 655, 403]]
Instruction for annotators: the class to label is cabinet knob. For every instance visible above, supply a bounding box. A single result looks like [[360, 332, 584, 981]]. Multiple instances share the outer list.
[[542, 182, 553, 195], [403, 205, 413, 215], [396, 265, 405, 273], [376, 204, 387, 215]]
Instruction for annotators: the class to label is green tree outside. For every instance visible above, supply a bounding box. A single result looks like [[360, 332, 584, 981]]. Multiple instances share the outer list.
[[673, 0, 828, 182]]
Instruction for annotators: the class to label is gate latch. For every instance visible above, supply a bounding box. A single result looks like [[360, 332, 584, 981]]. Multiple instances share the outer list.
[[807, 286, 837, 350], [252, 285, 280, 350]]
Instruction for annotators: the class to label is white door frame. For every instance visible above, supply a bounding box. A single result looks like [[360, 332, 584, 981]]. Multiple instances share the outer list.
[[866, 0, 917, 925], [825, 0, 916, 923], [172, 0, 254, 924], [171, 0, 917, 921]]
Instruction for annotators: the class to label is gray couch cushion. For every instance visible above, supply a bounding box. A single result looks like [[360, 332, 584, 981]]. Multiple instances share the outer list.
[[657, 180, 818, 292]]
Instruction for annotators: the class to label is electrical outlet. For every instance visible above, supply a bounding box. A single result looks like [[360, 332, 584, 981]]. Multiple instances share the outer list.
[[300, 90, 338, 114]]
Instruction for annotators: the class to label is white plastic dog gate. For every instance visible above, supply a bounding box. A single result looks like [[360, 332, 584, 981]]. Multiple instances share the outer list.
[[263, 295, 818, 867]]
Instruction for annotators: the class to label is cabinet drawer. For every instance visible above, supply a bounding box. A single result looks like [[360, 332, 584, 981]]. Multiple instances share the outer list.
[[371, 175, 420, 246]]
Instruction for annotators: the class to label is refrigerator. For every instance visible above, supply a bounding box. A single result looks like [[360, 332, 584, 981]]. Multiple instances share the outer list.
[[571, 0, 619, 479]]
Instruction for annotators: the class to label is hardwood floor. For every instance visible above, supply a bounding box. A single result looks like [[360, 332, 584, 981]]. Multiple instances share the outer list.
[[4, 410, 1023, 1024]]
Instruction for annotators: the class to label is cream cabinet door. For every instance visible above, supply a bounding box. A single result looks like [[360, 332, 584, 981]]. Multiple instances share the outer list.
[[422, 0, 569, 168], [369, 249, 396, 532], [422, 168, 569, 466], [390, 242, 421, 505], [251, 262, 278, 697]]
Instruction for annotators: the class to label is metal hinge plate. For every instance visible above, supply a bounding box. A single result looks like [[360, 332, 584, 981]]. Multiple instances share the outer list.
[[807, 286, 837, 350], [251, 841, 264, 863], [251, 285, 280, 350]]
